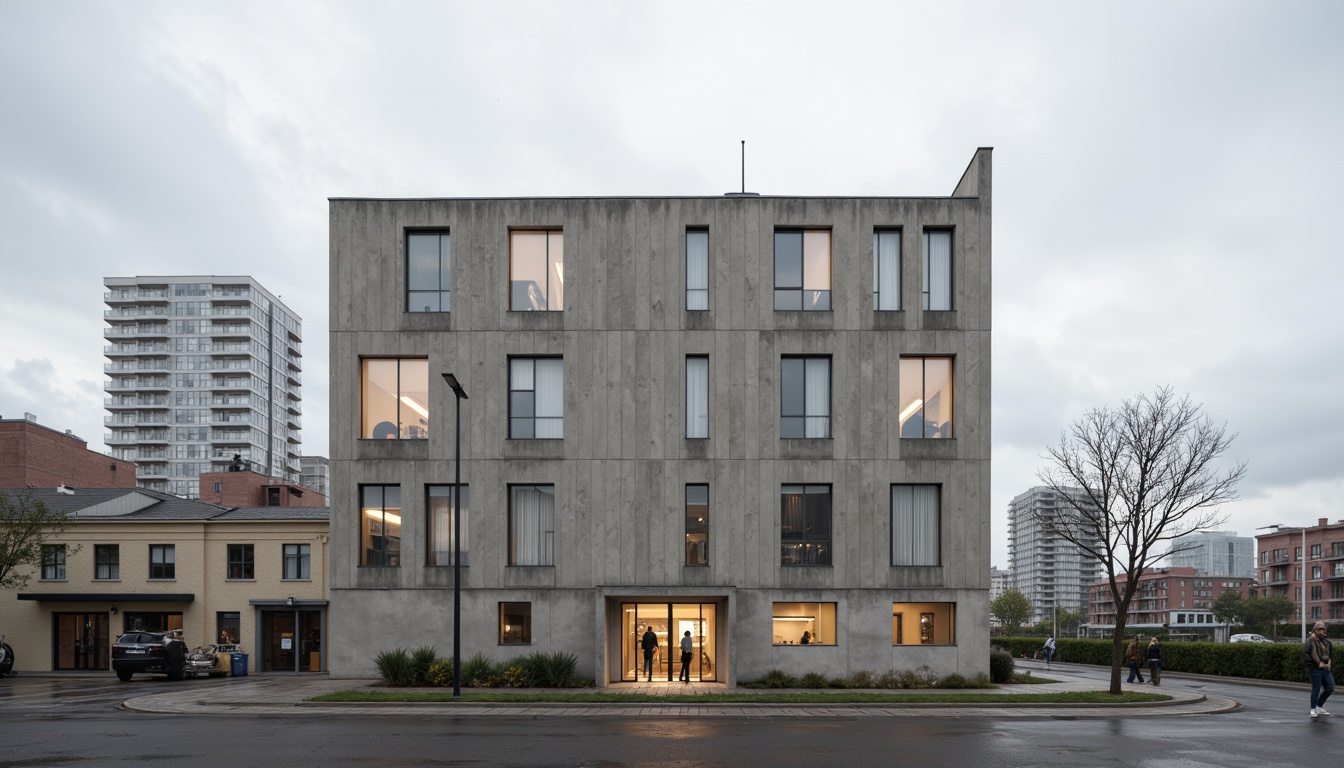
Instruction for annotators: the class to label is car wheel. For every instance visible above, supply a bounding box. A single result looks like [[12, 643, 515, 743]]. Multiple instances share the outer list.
[[116, 669, 133, 681], [167, 661, 185, 681]]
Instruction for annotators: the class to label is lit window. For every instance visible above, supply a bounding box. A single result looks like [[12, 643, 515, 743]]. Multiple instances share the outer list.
[[780, 356, 830, 438], [362, 359, 429, 439], [500, 602, 532, 644], [427, 485, 469, 566], [893, 603, 956, 645], [149, 544, 175, 579], [41, 545, 66, 580], [510, 230, 563, 311], [922, 230, 952, 310], [899, 356, 953, 438], [361, 485, 402, 567], [873, 230, 901, 310], [509, 485, 555, 566], [774, 230, 831, 310], [772, 602, 836, 645], [686, 230, 709, 310], [781, 485, 831, 566], [407, 232, 451, 312], [891, 485, 940, 566], [509, 358, 563, 439], [686, 484, 708, 566], [283, 544, 311, 580], [227, 544, 254, 579], [686, 356, 708, 438]]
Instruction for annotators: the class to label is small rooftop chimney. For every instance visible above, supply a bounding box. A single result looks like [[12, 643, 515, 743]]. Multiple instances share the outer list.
[[24, 412, 37, 422], [56, 484, 75, 495]]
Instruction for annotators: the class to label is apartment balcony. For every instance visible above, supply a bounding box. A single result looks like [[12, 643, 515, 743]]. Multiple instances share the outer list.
[[135, 464, 169, 479], [210, 324, 252, 338], [104, 289, 168, 303], [105, 433, 137, 445], [104, 343, 171, 357], [104, 396, 169, 409], [209, 397, 253, 409], [209, 288, 252, 302], [133, 432, 171, 445], [104, 307, 170, 319], [1324, 569, 1344, 582], [104, 360, 169, 373], [286, 413, 301, 430]]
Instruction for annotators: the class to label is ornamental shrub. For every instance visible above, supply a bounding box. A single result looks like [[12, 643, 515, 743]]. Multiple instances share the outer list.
[[409, 646, 438, 686], [373, 648, 414, 687], [989, 647, 1015, 683], [763, 669, 793, 688], [799, 672, 829, 688]]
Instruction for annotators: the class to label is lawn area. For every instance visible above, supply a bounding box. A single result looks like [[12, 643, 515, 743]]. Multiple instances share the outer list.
[[310, 690, 1168, 705]]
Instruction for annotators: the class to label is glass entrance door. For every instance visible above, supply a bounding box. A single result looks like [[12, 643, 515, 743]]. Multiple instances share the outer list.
[[621, 602, 716, 682], [261, 609, 324, 671]]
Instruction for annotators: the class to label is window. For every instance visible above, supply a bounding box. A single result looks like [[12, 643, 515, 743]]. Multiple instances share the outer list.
[[894, 602, 956, 645], [922, 230, 952, 310], [509, 485, 555, 566], [1313, 565, 1323, 580], [1312, 544, 1322, 559], [266, 487, 281, 507], [686, 356, 708, 438], [227, 544, 255, 580], [873, 230, 901, 310], [427, 485, 469, 566], [95, 544, 119, 580], [1312, 585, 1323, 600], [361, 358, 429, 439], [773, 230, 831, 310], [686, 229, 709, 310], [1295, 546, 1302, 561], [686, 484, 708, 566], [510, 230, 563, 311], [500, 602, 532, 644], [361, 485, 402, 567], [41, 544, 65, 580], [780, 485, 831, 566], [407, 231, 451, 312], [283, 544, 311, 580], [772, 602, 836, 645], [780, 356, 830, 438], [891, 485, 940, 566], [149, 544, 175, 579], [509, 358, 563, 438], [899, 356, 953, 438], [216, 612, 240, 645]]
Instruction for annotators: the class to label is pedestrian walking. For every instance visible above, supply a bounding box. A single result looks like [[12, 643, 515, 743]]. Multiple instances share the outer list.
[[1125, 636, 1146, 683], [679, 631, 694, 683], [1306, 621, 1334, 718], [1146, 637, 1162, 686], [1042, 636, 1055, 667], [640, 626, 658, 682]]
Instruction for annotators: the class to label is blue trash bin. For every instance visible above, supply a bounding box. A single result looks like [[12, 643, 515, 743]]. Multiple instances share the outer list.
[[230, 652, 248, 677]]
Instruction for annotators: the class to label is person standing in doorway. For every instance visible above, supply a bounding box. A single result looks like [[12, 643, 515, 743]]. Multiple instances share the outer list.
[[1125, 636, 1146, 683], [640, 626, 658, 682], [1042, 636, 1055, 667], [1146, 636, 1162, 685], [1306, 621, 1334, 717], [679, 631, 694, 683]]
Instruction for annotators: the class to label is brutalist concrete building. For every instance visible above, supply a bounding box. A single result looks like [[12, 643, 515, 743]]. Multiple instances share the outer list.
[[327, 149, 992, 685]]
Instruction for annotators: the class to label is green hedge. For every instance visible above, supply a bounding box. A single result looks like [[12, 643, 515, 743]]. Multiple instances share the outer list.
[[991, 636, 1343, 684]]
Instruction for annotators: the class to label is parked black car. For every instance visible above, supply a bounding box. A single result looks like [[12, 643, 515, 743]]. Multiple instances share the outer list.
[[111, 631, 187, 681]]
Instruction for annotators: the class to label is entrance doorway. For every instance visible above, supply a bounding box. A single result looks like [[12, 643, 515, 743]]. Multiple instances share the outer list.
[[260, 609, 323, 672], [622, 602, 716, 682], [54, 613, 109, 670]]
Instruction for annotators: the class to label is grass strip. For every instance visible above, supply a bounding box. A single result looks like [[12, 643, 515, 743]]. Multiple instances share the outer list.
[[1012, 672, 1058, 684], [310, 690, 1168, 705]]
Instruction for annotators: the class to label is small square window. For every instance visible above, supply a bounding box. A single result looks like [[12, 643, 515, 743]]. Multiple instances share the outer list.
[[500, 602, 531, 644]]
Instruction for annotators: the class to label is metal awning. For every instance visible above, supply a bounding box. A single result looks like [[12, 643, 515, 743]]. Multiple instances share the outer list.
[[17, 593, 195, 603]]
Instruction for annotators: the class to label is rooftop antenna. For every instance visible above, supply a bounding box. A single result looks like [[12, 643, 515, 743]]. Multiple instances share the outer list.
[[725, 139, 759, 197]]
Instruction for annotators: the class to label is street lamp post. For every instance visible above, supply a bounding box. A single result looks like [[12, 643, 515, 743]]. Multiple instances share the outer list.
[[1259, 523, 1308, 642], [442, 373, 468, 697]]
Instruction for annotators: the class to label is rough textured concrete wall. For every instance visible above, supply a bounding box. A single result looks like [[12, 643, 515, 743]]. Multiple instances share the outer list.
[[329, 149, 992, 682]]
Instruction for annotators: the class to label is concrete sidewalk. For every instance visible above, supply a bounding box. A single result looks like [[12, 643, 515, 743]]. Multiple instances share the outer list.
[[120, 667, 1239, 719]]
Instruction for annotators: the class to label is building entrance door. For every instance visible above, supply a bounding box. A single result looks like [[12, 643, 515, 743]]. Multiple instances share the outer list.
[[261, 609, 324, 671], [621, 602, 716, 682], [54, 613, 109, 670]]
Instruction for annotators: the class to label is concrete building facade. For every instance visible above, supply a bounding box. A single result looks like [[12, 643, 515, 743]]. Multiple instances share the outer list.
[[103, 276, 303, 499], [1007, 486, 1103, 624], [1, 415, 135, 488], [328, 149, 993, 684], [1170, 530, 1254, 578]]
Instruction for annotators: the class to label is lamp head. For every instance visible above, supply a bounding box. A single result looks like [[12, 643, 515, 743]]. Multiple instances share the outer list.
[[441, 372, 468, 399]]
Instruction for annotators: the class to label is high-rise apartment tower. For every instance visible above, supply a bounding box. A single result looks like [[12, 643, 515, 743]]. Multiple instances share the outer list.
[[1007, 486, 1102, 625]]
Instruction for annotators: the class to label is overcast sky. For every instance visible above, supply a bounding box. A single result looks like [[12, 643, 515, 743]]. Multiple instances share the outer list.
[[2, 0, 1340, 569]]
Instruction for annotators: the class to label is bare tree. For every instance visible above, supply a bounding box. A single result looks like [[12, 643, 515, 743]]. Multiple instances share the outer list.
[[0, 492, 78, 591], [1036, 387, 1246, 695]]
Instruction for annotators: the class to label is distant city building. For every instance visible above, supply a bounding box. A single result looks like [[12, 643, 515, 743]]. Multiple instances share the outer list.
[[990, 566, 1011, 601], [1008, 486, 1103, 624], [298, 455, 329, 497], [1170, 530, 1254, 578], [103, 276, 302, 499], [200, 468, 326, 508], [1255, 518, 1344, 626], [1, 414, 135, 488], [1085, 566, 1251, 641]]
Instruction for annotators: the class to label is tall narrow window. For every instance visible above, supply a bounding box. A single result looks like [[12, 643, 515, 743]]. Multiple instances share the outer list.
[[774, 230, 831, 310], [227, 544, 255, 579], [922, 231, 952, 310], [509, 485, 555, 566], [780, 356, 831, 438], [509, 357, 564, 438], [873, 230, 901, 310], [149, 544, 175, 579], [361, 485, 402, 567], [407, 231, 451, 312], [361, 358, 430, 439], [41, 544, 66, 580], [427, 484, 470, 566], [686, 356, 709, 438], [283, 544, 311, 580], [686, 230, 709, 310], [510, 230, 564, 311], [899, 356, 953, 438], [95, 544, 120, 580], [686, 484, 709, 566], [781, 485, 832, 566], [891, 485, 941, 566]]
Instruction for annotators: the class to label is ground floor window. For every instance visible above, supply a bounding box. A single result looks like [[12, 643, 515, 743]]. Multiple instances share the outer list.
[[123, 612, 183, 633], [772, 602, 836, 645], [217, 612, 240, 645], [260, 609, 323, 672], [499, 602, 531, 644], [892, 602, 955, 645]]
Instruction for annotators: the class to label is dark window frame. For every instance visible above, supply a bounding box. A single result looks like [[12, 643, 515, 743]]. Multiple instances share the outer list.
[[149, 544, 175, 580], [780, 355, 831, 439], [499, 602, 532, 644], [921, 228, 954, 311], [890, 484, 942, 567], [780, 484, 832, 567], [686, 228, 709, 311], [507, 483, 556, 567], [508, 356, 564, 440], [95, 544, 120, 580], [685, 484, 709, 566], [227, 543, 255, 580], [360, 484, 402, 567], [283, 543, 311, 580], [773, 229, 832, 311], [426, 484, 470, 567], [873, 228, 902, 311], [406, 230, 452, 313], [41, 544, 66, 580]]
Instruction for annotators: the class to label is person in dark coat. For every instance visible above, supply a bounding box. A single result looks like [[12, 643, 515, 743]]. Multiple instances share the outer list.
[[640, 626, 658, 682], [1305, 621, 1334, 717], [1146, 637, 1162, 686], [1125, 636, 1146, 683]]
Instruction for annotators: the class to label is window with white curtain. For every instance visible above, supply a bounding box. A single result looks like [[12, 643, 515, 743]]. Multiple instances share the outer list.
[[509, 485, 555, 566], [686, 230, 709, 310], [873, 230, 901, 310], [780, 356, 830, 438], [891, 484, 940, 566], [774, 230, 831, 310], [899, 356, 953, 439], [686, 356, 709, 438], [509, 357, 564, 438], [427, 484, 469, 566], [922, 230, 952, 310]]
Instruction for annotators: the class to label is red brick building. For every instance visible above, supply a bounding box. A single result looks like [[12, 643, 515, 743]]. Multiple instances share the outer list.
[[1086, 566, 1253, 640], [199, 469, 326, 508], [1255, 519, 1344, 625], [0, 417, 135, 489]]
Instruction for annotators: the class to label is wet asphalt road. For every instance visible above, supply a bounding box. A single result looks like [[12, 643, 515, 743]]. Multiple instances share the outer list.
[[0, 666, 1335, 768]]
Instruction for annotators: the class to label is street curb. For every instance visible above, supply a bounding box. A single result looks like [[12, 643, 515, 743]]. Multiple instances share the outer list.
[[288, 694, 1203, 710]]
